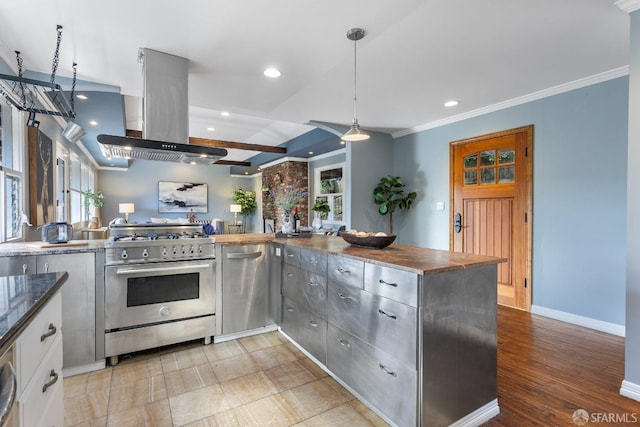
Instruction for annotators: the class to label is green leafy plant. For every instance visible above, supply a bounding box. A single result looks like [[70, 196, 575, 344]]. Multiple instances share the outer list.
[[312, 197, 331, 220], [233, 188, 257, 227], [82, 189, 105, 208], [373, 175, 417, 234]]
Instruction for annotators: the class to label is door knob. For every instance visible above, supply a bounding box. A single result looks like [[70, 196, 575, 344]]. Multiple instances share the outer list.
[[454, 212, 462, 233]]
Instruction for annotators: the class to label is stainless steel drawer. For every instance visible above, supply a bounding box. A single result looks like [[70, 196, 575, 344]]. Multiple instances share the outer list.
[[365, 264, 419, 307], [281, 297, 327, 364], [298, 248, 327, 276], [328, 282, 417, 368], [327, 324, 417, 427], [328, 255, 364, 289], [282, 264, 327, 318], [283, 245, 300, 267]]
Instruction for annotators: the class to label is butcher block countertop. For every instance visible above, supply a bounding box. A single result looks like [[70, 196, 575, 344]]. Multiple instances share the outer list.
[[0, 233, 504, 275]]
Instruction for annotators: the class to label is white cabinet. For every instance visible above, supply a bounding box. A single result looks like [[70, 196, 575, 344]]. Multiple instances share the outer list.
[[15, 292, 63, 427]]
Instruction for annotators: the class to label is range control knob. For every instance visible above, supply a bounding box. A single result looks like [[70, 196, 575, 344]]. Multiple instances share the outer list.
[[159, 306, 171, 317], [162, 247, 168, 257], [189, 245, 195, 255], [142, 249, 149, 258], [121, 249, 128, 260], [171, 247, 177, 255], [181, 245, 186, 255]]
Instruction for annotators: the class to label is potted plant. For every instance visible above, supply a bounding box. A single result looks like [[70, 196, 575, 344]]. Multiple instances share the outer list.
[[373, 175, 417, 234], [82, 189, 105, 228], [232, 188, 257, 232], [311, 197, 331, 230]]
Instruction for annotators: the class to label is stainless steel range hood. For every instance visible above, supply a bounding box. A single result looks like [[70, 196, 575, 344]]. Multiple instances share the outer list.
[[98, 48, 227, 165]]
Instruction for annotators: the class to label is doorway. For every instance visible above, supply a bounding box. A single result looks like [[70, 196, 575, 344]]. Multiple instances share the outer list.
[[450, 125, 533, 310]]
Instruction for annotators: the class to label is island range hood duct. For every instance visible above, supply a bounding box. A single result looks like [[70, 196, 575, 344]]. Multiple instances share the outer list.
[[97, 48, 227, 165]]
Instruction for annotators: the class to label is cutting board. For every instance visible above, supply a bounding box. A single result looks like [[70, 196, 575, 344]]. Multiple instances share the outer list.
[[27, 240, 90, 249]]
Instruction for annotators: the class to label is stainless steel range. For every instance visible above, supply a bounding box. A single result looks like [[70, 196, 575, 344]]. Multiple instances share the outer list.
[[104, 223, 215, 365]]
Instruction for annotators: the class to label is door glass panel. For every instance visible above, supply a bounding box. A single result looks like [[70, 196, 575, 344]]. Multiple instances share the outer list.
[[498, 166, 515, 183], [319, 167, 342, 194], [464, 154, 477, 168], [480, 150, 495, 166], [498, 149, 515, 164], [464, 170, 477, 185], [333, 195, 343, 221], [480, 168, 495, 184]]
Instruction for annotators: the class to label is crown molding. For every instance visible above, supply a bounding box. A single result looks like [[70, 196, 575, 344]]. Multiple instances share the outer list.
[[392, 66, 629, 139], [616, 0, 640, 13]]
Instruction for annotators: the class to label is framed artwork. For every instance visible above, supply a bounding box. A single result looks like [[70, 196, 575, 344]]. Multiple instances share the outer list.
[[29, 126, 55, 226], [158, 181, 208, 213]]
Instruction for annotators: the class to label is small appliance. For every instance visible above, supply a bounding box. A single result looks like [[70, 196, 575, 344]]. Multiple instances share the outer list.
[[40, 222, 73, 244]]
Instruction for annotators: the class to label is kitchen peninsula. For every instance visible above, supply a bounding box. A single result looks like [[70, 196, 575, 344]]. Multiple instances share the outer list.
[[0, 234, 503, 426]]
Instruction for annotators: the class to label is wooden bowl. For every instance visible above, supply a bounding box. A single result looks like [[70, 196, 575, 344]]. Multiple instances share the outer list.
[[339, 232, 397, 249]]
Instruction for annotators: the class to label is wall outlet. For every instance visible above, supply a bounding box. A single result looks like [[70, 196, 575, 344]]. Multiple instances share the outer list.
[[436, 202, 445, 211]]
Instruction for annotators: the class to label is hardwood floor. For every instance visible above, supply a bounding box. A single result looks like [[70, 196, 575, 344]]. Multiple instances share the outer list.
[[486, 305, 639, 426]]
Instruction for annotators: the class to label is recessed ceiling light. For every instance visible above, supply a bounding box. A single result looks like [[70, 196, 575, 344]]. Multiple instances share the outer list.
[[76, 94, 88, 100], [221, 111, 230, 117], [264, 67, 281, 78], [444, 100, 459, 107], [340, 140, 346, 145], [190, 161, 196, 165], [200, 154, 207, 158], [308, 151, 314, 155], [245, 171, 249, 175], [89, 120, 98, 126], [207, 127, 215, 131]]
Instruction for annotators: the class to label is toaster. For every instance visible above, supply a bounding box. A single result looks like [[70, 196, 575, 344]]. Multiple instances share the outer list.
[[41, 222, 73, 244]]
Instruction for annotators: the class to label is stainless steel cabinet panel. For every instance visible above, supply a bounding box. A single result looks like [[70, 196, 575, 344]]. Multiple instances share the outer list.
[[0, 256, 36, 276], [327, 324, 417, 427], [298, 248, 327, 276], [328, 281, 417, 368], [282, 264, 327, 318], [365, 264, 419, 307], [281, 297, 327, 364], [282, 245, 300, 267], [36, 253, 96, 371], [328, 255, 364, 289]]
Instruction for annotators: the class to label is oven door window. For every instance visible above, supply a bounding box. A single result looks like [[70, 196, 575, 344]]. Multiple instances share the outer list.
[[127, 272, 200, 307]]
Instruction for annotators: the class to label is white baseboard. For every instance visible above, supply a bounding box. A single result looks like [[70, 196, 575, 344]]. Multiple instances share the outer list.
[[620, 380, 640, 402], [449, 399, 500, 427], [213, 324, 278, 343], [531, 305, 625, 337], [63, 360, 106, 378]]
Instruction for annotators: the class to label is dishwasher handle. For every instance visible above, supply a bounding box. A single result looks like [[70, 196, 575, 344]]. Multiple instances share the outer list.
[[0, 362, 16, 426], [226, 251, 262, 260]]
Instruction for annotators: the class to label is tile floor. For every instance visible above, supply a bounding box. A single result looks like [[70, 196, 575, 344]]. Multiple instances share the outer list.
[[63, 331, 389, 426]]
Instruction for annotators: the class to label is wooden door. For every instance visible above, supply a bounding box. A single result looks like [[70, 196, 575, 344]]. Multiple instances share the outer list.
[[450, 126, 533, 310]]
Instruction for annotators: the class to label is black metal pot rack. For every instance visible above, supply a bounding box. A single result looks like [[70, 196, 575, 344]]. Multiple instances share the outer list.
[[0, 25, 77, 125]]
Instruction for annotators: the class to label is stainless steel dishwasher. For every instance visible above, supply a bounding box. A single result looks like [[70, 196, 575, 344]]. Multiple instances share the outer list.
[[221, 244, 268, 334]]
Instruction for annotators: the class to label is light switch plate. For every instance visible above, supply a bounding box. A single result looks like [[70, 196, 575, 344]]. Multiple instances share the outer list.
[[436, 202, 445, 211]]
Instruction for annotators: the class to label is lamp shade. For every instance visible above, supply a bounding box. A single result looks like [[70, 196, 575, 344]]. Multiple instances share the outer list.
[[342, 121, 370, 141], [230, 204, 242, 213], [119, 203, 135, 214]]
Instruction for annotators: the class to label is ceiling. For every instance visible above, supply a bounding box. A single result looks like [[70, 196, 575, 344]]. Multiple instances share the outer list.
[[0, 0, 630, 171]]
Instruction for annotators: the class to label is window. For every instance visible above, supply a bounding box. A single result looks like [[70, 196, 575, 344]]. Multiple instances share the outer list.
[[68, 152, 95, 224], [314, 163, 345, 227], [0, 104, 25, 242]]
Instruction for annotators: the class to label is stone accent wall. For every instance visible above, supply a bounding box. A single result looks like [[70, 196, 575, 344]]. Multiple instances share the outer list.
[[262, 161, 309, 228]]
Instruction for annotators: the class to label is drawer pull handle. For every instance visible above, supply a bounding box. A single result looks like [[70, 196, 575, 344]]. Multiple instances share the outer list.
[[42, 369, 59, 393], [379, 364, 398, 377], [338, 338, 351, 348], [287, 273, 295, 277], [378, 309, 397, 320], [287, 307, 295, 312], [309, 320, 318, 327], [337, 267, 350, 274], [40, 323, 57, 342], [379, 279, 398, 287], [309, 259, 318, 265], [287, 253, 295, 257], [308, 282, 318, 287], [22, 264, 28, 274], [338, 293, 355, 302]]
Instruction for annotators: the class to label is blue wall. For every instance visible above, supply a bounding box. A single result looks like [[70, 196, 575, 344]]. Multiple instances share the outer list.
[[394, 77, 629, 325]]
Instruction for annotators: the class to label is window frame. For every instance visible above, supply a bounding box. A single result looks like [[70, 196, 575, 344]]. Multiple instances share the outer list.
[[313, 162, 346, 229]]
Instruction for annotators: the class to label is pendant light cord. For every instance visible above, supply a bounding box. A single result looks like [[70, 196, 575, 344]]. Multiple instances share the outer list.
[[353, 35, 358, 123]]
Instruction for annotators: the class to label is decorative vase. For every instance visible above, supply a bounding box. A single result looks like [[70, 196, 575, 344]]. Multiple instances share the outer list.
[[312, 216, 323, 231], [281, 212, 294, 234], [88, 216, 99, 229]]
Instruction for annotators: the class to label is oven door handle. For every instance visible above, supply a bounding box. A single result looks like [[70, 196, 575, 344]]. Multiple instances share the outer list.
[[116, 263, 212, 275], [226, 251, 262, 260]]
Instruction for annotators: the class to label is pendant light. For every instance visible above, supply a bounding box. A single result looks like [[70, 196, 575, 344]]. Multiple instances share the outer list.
[[342, 28, 370, 141]]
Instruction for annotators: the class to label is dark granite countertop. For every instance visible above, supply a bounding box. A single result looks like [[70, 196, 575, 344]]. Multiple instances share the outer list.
[[0, 272, 68, 356], [0, 240, 105, 257]]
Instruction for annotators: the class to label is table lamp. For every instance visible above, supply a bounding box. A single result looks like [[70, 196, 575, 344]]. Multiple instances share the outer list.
[[230, 204, 242, 225], [119, 203, 135, 223]]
